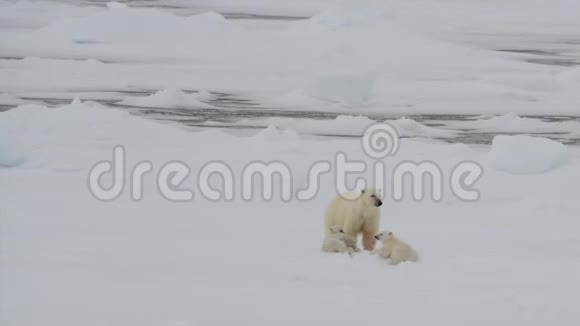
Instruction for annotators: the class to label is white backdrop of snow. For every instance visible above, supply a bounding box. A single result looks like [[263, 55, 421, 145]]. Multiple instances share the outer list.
[[1, 102, 580, 326], [1, 1, 580, 325]]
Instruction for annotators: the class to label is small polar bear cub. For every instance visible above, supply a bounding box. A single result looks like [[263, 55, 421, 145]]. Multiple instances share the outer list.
[[322, 226, 360, 254], [371, 231, 418, 265]]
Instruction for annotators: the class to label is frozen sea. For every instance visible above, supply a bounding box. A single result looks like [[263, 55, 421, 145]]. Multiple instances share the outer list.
[[1, 0, 580, 144], [1, 1, 580, 326]]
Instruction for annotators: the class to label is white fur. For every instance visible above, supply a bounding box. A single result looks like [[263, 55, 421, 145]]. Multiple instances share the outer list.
[[371, 231, 418, 265], [324, 188, 382, 251], [321, 226, 359, 254], [321, 237, 352, 254]]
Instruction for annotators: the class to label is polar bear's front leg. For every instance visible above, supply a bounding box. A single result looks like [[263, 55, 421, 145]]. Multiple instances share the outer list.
[[362, 232, 376, 251], [362, 216, 379, 251]]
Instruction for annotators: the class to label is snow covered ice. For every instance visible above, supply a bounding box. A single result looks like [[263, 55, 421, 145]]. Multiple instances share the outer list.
[[1, 1, 580, 326], [487, 135, 568, 174]]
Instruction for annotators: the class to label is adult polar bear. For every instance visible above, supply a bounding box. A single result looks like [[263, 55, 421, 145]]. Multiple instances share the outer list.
[[324, 188, 383, 251]]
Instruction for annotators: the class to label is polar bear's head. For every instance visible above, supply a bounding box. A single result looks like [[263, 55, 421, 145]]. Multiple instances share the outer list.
[[361, 188, 383, 207], [374, 231, 393, 241], [328, 225, 345, 234]]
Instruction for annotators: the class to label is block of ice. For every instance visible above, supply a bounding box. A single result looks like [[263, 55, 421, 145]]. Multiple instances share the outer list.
[[487, 135, 567, 174]]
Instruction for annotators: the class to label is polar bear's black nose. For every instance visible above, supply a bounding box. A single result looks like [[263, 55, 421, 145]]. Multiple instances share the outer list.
[[375, 199, 383, 207], [374, 235, 380, 240]]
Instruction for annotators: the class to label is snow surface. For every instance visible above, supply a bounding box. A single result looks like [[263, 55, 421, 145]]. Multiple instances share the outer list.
[[2, 101, 580, 326]]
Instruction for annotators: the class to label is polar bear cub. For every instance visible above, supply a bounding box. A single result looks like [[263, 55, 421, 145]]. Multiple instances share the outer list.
[[322, 226, 360, 254], [371, 231, 418, 265]]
